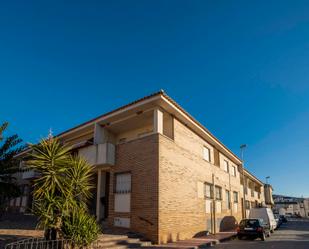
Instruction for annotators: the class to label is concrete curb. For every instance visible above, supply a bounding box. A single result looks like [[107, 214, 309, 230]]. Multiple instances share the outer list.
[[193, 234, 237, 248]]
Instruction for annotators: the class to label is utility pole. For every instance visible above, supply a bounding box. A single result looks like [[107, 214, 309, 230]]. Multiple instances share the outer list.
[[240, 144, 247, 219]]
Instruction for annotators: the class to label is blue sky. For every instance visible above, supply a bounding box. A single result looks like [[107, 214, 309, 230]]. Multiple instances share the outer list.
[[1, 1, 309, 197]]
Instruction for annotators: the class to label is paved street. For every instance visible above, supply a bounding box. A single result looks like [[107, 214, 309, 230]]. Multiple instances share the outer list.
[[215, 219, 309, 249]]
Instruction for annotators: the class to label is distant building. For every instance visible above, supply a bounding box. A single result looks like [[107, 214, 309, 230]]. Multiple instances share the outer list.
[[273, 194, 309, 217], [241, 169, 266, 217]]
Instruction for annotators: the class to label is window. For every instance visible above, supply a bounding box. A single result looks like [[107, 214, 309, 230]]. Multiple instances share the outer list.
[[245, 200, 250, 209], [245, 187, 248, 195], [223, 160, 229, 172], [114, 173, 131, 213], [215, 186, 222, 200], [251, 201, 255, 208], [226, 190, 231, 209], [230, 166, 236, 176], [203, 147, 211, 162], [115, 173, 131, 194], [233, 191, 238, 203], [251, 188, 254, 197], [204, 183, 213, 199]]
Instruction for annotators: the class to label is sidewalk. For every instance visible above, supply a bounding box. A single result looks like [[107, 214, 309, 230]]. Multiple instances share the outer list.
[[145, 232, 236, 249]]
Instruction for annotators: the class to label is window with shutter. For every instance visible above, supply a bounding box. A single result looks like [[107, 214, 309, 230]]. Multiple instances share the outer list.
[[204, 183, 213, 199], [114, 173, 131, 213], [203, 147, 211, 162], [233, 191, 238, 203], [231, 166, 236, 176], [115, 173, 131, 194], [215, 186, 222, 200], [223, 160, 229, 172]]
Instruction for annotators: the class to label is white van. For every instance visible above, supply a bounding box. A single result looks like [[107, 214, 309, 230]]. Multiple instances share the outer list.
[[249, 208, 277, 233]]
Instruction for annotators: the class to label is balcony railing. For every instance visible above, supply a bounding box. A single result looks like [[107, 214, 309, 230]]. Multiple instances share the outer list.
[[22, 170, 39, 180], [78, 143, 115, 166]]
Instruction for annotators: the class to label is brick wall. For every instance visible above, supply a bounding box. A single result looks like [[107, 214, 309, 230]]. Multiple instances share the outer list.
[[158, 118, 243, 243], [107, 117, 260, 244], [108, 134, 160, 243]]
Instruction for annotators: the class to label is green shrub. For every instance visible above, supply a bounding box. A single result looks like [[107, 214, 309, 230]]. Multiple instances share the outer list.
[[62, 209, 100, 247]]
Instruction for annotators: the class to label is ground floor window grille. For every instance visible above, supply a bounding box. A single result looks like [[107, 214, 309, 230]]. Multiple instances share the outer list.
[[114, 173, 131, 213]]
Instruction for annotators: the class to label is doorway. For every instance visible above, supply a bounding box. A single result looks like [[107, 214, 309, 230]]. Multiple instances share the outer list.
[[100, 172, 110, 220]]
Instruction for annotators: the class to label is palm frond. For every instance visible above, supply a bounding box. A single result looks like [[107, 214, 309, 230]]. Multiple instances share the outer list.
[[27, 136, 96, 242]]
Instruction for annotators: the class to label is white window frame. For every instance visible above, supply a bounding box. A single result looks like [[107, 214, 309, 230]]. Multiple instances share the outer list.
[[115, 172, 131, 194], [233, 191, 238, 203], [114, 172, 131, 213], [215, 186, 222, 200], [230, 165, 236, 176], [204, 182, 213, 199], [223, 160, 229, 172], [203, 146, 211, 162]]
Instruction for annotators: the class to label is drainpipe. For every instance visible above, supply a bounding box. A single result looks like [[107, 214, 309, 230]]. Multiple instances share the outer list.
[[212, 173, 216, 234], [229, 173, 232, 216], [240, 144, 247, 219], [242, 167, 246, 218]]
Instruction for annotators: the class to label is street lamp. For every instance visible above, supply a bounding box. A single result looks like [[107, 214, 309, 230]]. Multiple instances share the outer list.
[[240, 144, 247, 162], [266, 176, 270, 184], [240, 144, 247, 218]]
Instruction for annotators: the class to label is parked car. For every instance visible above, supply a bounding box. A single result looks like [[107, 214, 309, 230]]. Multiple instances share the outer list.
[[249, 207, 277, 233], [274, 214, 282, 228], [237, 219, 270, 241]]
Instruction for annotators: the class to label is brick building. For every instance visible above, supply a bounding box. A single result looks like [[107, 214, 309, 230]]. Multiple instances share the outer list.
[[12, 90, 265, 244]]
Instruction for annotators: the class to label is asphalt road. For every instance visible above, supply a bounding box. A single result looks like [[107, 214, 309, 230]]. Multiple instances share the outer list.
[[215, 218, 309, 249]]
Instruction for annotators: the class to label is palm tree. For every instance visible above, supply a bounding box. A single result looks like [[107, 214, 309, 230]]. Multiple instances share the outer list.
[[27, 137, 94, 241], [0, 122, 24, 208]]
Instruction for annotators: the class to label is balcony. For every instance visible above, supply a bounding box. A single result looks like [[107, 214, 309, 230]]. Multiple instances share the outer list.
[[22, 170, 39, 180], [78, 143, 115, 166]]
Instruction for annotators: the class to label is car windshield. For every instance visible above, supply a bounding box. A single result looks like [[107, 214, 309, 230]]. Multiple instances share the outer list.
[[240, 219, 260, 227]]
